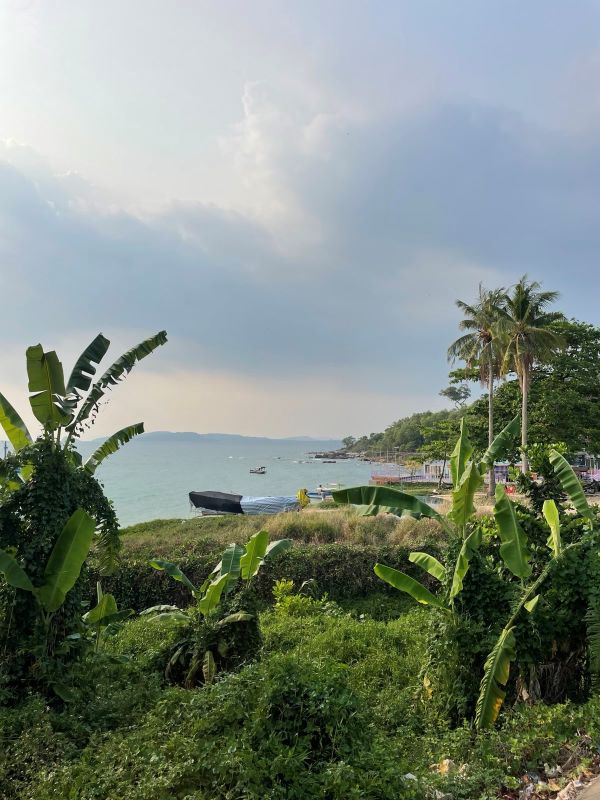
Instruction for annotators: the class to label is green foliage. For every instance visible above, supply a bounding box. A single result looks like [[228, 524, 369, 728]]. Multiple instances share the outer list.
[[475, 626, 517, 730], [83, 423, 145, 474]]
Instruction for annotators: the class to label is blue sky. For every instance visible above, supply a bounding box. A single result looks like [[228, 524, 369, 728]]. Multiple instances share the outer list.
[[2, 1, 600, 438]]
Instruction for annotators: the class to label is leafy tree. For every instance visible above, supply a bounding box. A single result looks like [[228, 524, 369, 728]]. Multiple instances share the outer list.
[[0, 331, 167, 697], [448, 285, 507, 495], [439, 384, 471, 408], [468, 319, 600, 457], [500, 276, 564, 471]]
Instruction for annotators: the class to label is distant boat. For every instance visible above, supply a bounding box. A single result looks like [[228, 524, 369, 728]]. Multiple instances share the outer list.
[[250, 466, 266, 474], [322, 459, 337, 464]]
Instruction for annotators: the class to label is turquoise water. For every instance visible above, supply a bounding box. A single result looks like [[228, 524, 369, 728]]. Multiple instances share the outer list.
[[76, 437, 374, 527]]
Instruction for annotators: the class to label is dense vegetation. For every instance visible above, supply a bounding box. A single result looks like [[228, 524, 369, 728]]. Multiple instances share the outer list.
[[346, 318, 600, 461], [2, 280, 600, 798]]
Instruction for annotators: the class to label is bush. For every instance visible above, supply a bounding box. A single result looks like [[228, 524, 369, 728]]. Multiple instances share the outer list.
[[95, 540, 444, 612], [26, 653, 420, 800]]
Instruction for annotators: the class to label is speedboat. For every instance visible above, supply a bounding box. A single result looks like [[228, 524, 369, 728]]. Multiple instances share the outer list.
[[250, 466, 266, 474]]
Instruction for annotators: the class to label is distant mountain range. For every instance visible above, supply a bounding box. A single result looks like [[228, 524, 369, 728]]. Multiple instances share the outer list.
[[82, 431, 341, 445]]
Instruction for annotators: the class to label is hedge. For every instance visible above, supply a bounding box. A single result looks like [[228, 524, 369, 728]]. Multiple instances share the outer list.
[[92, 542, 442, 611]]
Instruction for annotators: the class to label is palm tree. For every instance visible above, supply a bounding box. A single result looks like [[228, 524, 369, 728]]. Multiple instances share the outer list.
[[500, 276, 564, 472], [448, 285, 507, 496]]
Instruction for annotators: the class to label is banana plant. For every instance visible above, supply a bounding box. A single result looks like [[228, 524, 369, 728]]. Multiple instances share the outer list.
[[83, 582, 133, 653], [145, 531, 292, 621], [0, 331, 167, 572], [144, 531, 292, 686], [474, 453, 595, 729], [0, 329, 166, 463], [333, 416, 520, 612], [0, 509, 95, 628]]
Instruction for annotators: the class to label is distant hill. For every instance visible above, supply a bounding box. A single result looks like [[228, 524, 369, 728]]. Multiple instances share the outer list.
[[81, 431, 341, 445]]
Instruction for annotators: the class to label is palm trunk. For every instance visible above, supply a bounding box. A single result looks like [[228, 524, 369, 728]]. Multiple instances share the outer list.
[[488, 366, 496, 496], [521, 367, 529, 473]]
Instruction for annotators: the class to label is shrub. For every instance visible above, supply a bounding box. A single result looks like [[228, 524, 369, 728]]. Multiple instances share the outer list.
[[27, 653, 420, 800]]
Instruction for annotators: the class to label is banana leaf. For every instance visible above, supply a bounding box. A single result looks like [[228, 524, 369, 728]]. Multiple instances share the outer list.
[[542, 499, 561, 558], [83, 590, 118, 624], [198, 573, 230, 616], [479, 415, 520, 473], [333, 486, 443, 522], [0, 549, 34, 592], [374, 563, 449, 611], [66, 331, 167, 435], [264, 539, 293, 559], [26, 345, 72, 429], [84, 423, 144, 474], [0, 392, 32, 452], [149, 559, 196, 594], [475, 626, 517, 730], [408, 551, 446, 582], [66, 334, 110, 398], [448, 461, 483, 532], [36, 509, 96, 612], [549, 449, 594, 522], [240, 530, 269, 579], [449, 527, 482, 601], [493, 485, 531, 579], [203, 650, 216, 684], [219, 543, 245, 591], [450, 418, 474, 488], [524, 594, 540, 613]]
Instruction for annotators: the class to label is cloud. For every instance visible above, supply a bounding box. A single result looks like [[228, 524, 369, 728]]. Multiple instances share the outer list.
[[2, 88, 600, 435]]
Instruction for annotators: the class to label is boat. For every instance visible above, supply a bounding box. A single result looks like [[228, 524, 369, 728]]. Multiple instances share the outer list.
[[250, 466, 266, 474], [322, 459, 337, 464], [189, 490, 300, 515]]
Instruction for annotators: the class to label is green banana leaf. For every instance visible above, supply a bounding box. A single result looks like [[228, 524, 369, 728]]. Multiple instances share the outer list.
[[479, 416, 520, 473], [448, 461, 483, 531], [264, 538, 293, 559], [0, 392, 32, 452], [524, 594, 540, 613], [542, 499, 561, 558], [493, 485, 532, 579], [83, 590, 118, 624], [450, 418, 474, 488], [0, 549, 34, 592], [449, 527, 482, 601], [84, 423, 145, 474], [475, 626, 517, 730], [36, 509, 96, 612], [374, 563, 449, 611], [66, 334, 110, 398], [203, 650, 216, 684], [408, 551, 446, 582], [333, 486, 443, 522], [198, 573, 230, 616], [149, 559, 196, 594], [217, 612, 254, 626], [219, 543, 245, 591], [240, 530, 269, 579], [66, 331, 167, 435], [26, 345, 72, 429], [549, 449, 594, 522], [353, 504, 400, 516]]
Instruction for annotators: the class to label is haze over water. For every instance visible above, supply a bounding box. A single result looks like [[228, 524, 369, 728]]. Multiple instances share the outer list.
[[76, 435, 374, 527]]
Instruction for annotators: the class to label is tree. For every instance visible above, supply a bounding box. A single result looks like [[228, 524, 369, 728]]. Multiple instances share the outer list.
[[448, 285, 507, 495], [0, 331, 167, 695], [439, 384, 471, 408], [467, 319, 600, 457], [500, 277, 564, 472]]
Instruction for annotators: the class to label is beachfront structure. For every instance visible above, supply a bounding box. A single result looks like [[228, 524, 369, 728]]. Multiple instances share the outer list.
[[371, 460, 513, 485]]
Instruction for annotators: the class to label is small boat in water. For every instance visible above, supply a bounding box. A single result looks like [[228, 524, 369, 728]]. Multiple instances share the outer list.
[[250, 466, 266, 474], [322, 459, 337, 464]]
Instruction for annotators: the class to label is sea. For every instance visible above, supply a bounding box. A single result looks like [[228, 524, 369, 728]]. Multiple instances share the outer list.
[[75, 435, 375, 527]]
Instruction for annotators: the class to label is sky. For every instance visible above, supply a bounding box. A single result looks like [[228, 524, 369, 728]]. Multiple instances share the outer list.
[[2, 0, 600, 439]]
